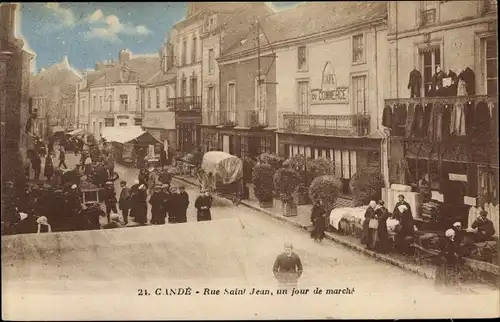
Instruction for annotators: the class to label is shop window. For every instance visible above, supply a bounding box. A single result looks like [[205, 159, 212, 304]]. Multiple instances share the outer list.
[[156, 88, 160, 109], [478, 167, 499, 206], [119, 122, 127, 127], [485, 37, 498, 96], [352, 75, 367, 114], [352, 34, 364, 64], [208, 48, 215, 73], [120, 94, 128, 111], [260, 136, 272, 154], [297, 46, 308, 70], [297, 80, 309, 114], [227, 82, 236, 121], [420, 1, 436, 26], [181, 78, 187, 97], [420, 47, 441, 97], [240, 136, 249, 158], [147, 90, 152, 109]]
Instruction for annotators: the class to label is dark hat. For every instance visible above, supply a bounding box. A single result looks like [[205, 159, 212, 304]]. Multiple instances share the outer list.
[[398, 194, 405, 199], [480, 210, 488, 216], [179, 185, 185, 189]]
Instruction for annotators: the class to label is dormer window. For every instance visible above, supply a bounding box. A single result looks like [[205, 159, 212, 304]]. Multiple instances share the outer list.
[[120, 69, 129, 82]]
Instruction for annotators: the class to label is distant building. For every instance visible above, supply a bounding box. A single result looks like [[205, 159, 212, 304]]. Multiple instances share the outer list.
[[142, 34, 177, 149], [0, 3, 35, 192], [30, 56, 82, 137], [76, 50, 160, 138]]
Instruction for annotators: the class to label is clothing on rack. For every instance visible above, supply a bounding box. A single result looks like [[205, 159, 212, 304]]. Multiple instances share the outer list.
[[421, 103, 432, 136], [413, 104, 424, 137], [464, 100, 475, 137], [382, 105, 393, 129], [432, 70, 447, 97], [450, 102, 466, 136], [458, 67, 476, 95], [445, 70, 458, 97], [490, 102, 498, 140], [408, 69, 422, 98], [457, 79, 467, 96], [475, 100, 491, 136], [405, 103, 415, 138], [428, 104, 443, 142], [441, 104, 452, 141], [392, 104, 407, 136]]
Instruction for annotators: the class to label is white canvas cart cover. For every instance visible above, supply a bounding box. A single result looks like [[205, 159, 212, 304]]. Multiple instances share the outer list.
[[200, 151, 243, 185]]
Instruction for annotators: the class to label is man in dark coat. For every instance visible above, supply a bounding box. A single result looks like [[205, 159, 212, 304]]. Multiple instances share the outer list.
[[58, 145, 67, 169], [375, 200, 391, 253], [272, 243, 303, 289], [44, 154, 54, 182], [132, 184, 148, 225], [167, 186, 179, 224], [160, 184, 171, 224], [129, 180, 140, 220], [103, 181, 118, 224], [177, 185, 189, 223], [392, 194, 412, 221], [31, 152, 42, 180], [471, 210, 495, 242], [149, 184, 165, 225], [64, 184, 82, 231], [118, 180, 131, 225], [362, 201, 377, 247], [310, 200, 325, 242], [195, 190, 212, 222]]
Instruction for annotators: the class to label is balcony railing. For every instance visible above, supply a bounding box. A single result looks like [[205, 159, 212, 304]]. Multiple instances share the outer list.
[[244, 110, 268, 128], [280, 113, 371, 137], [217, 110, 237, 127], [168, 96, 201, 111]]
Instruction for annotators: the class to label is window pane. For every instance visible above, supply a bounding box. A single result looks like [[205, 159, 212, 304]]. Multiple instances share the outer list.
[[423, 52, 432, 65], [487, 59, 498, 78], [486, 39, 498, 59], [487, 79, 498, 96], [434, 49, 441, 65]]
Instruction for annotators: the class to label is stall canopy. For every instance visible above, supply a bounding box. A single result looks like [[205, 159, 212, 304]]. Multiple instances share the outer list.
[[51, 125, 65, 133], [68, 128, 84, 136], [101, 126, 161, 145]]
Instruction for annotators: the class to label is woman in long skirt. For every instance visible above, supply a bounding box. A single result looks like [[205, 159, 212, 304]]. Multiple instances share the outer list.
[[195, 190, 212, 221], [310, 200, 326, 242], [435, 229, 462, 291]]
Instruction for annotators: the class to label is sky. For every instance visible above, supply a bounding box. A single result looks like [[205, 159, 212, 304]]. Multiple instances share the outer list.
[[18, 2, 301, 73]]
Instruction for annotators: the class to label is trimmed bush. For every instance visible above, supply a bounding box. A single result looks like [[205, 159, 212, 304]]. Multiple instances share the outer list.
[[259, 153, 282, 172], [309, 175, 343, 213], [307, 157, 335, 179], [252, 163, 275, 202], [349, 167, 385, 205], [273, 167, 301, 203]]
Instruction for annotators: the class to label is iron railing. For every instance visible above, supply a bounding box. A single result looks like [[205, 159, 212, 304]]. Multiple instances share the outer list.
[[244, 110, 268, 128], [168, 96, 202, 111], [280, 113, 371, 137], [217, 110, 237, 126]]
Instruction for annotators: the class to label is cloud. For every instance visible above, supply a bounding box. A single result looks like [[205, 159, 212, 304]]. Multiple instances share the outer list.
[[84, 10, 152, 42], [45, 3, 76, 27]]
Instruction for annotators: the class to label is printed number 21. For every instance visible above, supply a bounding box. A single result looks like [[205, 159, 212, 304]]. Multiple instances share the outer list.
[[138, 289, 149, 296]]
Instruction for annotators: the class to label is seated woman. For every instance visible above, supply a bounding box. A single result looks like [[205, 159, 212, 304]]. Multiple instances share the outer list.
[[470, 210, 495, 242]]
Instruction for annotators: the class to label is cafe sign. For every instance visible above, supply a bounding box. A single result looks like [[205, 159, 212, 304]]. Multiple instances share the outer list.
[[311, 61, 349, 104]]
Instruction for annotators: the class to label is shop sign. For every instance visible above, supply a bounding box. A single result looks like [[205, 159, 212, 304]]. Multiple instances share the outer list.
[[463, 196, 476, 207], [311, 61, 349, 104], [448, 173, 467, 182], [431, 190, 444, 202]]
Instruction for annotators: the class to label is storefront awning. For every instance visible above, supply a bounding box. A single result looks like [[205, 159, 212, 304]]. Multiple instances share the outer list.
[[101, 126, 161, 145]]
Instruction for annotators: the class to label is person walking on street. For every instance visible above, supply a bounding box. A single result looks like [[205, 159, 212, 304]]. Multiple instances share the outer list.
[[44, 154, 54, 182], [362, 201, 377, 248], [104, 181, 118, 224], [160, 184, 171, 224], [32, 152, 42, 181], [167, 186, 179, 224], [118, 180, 131, 225], [177, 185, 189, 223], [133, 184, 148, 225], [310, 200, 326, 242], [272, 243, 303, 289], [58, 145, 67, 169], [195, 189, 212, 222]]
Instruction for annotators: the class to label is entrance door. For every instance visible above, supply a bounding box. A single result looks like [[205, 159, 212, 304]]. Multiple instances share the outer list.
[[248, 136, 260, 158]]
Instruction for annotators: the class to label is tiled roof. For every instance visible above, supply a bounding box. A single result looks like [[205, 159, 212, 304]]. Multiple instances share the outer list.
[[145, 66, 177, 85], [30, 58, 82, 96], [89, 56, 160, 87], [222, 2, 387, 58]]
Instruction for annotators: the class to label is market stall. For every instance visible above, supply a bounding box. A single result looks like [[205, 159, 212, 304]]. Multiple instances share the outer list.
[[101, 127, 161, 166]]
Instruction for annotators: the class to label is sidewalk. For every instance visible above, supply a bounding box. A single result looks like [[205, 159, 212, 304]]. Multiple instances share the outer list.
[[173, 174, 436, 280]]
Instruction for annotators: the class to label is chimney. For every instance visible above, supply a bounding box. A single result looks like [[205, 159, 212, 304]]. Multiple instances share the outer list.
[[0, 3, 18, 42], [95, 62, 103, 71], [119, 49, 132, 63]]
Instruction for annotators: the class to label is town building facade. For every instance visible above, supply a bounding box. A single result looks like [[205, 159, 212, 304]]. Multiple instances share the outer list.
[[221, 2, 389, 196], [142, 36, 177, 149], [385, 0, 498, 223], [200, 3, 274, 155], [76, 50, 159, 138]]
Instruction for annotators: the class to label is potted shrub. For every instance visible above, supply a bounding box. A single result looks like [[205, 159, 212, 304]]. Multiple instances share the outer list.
[[287, 154, 311, 205], [273, 167, 301, 217], [307, 157, 335, 179], [252, 163, 275, 208], [309, 175, 343, 215], [259, 153, 282, 172], [349, 166, 385, 205]]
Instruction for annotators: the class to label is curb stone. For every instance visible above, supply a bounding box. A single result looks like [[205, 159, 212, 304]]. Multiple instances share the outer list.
[[173, 175, 435, 281]]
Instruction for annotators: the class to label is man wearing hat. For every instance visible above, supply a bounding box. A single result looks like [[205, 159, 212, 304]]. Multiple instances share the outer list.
[[272, 243, 303, 289], [149, 184, 165, 225], [392, 194, 412, 221], [160, 184, 171, 224], [64, 184, 82, 231], [195, 189, 212, 222], [118, 180, 131, 225], [133, 184, 148, 225], [104, 181, 118, 225], [177, 185, 189, 223], [471, 210, 495, 242]]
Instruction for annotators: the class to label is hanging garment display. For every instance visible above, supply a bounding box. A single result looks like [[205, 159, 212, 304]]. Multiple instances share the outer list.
[[412, 104, 424, 137], [441, 104, 452, 141], [444, 70, 458, 97], [458, 67, 476, 95], [464, 100, 475, 137], [450, 102, 466, 136], [475, 100, 491, 137], [432, 69, 447, 97], [421, 103, 432, 136], [382, 105, 393, 129], [408, 69, 422, 98], [405, 103, 415, 138], [490, 102, 498, 141], [457, 79, 467, 96]]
